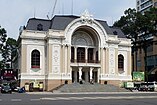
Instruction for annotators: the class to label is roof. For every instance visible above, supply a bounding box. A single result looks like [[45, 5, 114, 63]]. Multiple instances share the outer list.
[[25, 15, 126, 38], [50, 15, 79, 30], [110, 27, 126, 38], [26, 18, 51, 31]]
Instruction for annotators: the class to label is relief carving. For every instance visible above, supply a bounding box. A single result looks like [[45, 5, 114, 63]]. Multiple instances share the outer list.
[[52, 45, 60, 74], [81, 10, 94, 24]]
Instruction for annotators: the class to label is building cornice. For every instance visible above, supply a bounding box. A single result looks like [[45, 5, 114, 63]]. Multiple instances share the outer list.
[[106, 40, 121, 44]]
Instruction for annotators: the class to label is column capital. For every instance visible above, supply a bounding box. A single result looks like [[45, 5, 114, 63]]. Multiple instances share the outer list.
[[79, 67, 83, 71], [90, 67, 94, 71], [74, 46, 78, 48], [65, 44, 71, 47]]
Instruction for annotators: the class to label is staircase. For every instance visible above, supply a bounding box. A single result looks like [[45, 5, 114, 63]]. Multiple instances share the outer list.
[[52, 83, 130, 93]]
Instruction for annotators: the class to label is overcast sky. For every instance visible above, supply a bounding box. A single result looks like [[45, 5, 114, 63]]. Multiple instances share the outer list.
[[0, 0, 136, 39]]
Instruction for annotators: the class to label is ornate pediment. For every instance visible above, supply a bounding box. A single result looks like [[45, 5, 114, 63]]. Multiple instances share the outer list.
[[80, 10, 94, 24]]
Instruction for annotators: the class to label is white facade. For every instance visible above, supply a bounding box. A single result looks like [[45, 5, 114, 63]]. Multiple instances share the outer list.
[[18, 11, 132, 91]]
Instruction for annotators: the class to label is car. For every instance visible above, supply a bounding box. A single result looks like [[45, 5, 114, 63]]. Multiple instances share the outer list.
[[139, 83, 148, 91], [147, 82, 157, 91], [1, 84, 12, 94]]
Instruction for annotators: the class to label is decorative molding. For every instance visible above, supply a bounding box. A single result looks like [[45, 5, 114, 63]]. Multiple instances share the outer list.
[[52, 45, 60, 74], [109, 48, 115, 74], [106, 40, 120, 44], [72, 31, 94, 46], [81, 10, 94, 24], [31, 68, 40, 73]]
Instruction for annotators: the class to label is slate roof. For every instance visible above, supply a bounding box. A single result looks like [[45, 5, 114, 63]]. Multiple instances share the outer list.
[[26, 18, 51, 31], [50, 15, 79, 30], [25, 15, 126, 38], [110, 27, 126, 38]]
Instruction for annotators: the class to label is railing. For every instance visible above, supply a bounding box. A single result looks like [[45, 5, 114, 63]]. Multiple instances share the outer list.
[[77, 59, 86, 63], [71, 59, 100, 63]]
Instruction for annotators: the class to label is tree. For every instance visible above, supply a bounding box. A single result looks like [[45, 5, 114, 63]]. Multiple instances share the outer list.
[[0, 26, 7, 52], [113, 7, 157, 72], [0, 26, 7, 68], [113, 8, 141, 72], [1, 38, 17, 68], [113, 8, 139, 38], [139, 8, 157, 37]]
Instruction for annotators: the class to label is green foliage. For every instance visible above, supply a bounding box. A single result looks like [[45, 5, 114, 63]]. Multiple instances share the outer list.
[[0, 25, 17, 69], [113, 7, 157, 39], [113, 7, 157, 72], [1, 37, 17, 68], [114, 8, 139, 40], [142, 8, 157, 35], [0, 26, 7, 68], [0, 26, 7, 52]]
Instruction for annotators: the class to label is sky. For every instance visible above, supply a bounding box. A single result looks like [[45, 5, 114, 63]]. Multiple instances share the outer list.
[[0, 0, 136, 39]]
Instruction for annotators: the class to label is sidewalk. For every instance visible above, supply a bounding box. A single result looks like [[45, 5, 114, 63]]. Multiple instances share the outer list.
[[25, 92, 53, 94], [25, 91, 156, 95]]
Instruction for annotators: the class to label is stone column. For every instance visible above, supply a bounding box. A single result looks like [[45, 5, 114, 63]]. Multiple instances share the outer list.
[[98, 47, 101, 62], [62, 44, 65, 73], [97, 68, 100, 83], [127, 51, 132, 76], [90, 67, 94, 80], [79, 67, 83, 80], [85, 47, 88, 63], [100, 47, 104, 74], [64, 45, 68, 74], [74, 70, 78, 83], [105, 48, 109, 74], [67, 45, 71, 74]]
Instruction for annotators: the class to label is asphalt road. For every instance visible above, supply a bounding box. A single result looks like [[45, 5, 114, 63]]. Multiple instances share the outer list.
[[0, 92, 157, 105]]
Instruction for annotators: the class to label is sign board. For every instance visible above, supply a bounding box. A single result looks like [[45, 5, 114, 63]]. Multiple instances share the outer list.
[[1, 69, 18, 81], [124, 82, 134, 88], [133, 72, 145, 82]]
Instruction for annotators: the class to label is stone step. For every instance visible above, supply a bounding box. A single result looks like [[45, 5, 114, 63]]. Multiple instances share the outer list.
[[54, 83, 129, 93]]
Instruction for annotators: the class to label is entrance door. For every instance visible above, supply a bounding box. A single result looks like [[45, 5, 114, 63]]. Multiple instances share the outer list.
[[82, 71, 90, 82], [82, 71, 85, 81]]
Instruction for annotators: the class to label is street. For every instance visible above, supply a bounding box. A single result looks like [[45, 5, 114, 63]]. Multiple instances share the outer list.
[[0, 92, 157, 105]]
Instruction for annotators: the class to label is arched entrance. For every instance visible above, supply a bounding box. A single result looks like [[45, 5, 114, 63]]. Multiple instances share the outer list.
[[71, 27, 100, 83]]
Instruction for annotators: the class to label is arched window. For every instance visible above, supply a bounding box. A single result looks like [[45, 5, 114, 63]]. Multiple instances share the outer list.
[[31, 50, 40, 68], [118, 54, 124, 71], [77, 47, 85, 63], [88, 48, 93, 63], [96, 51, 99, 63], [71, 47, 74, 62]]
